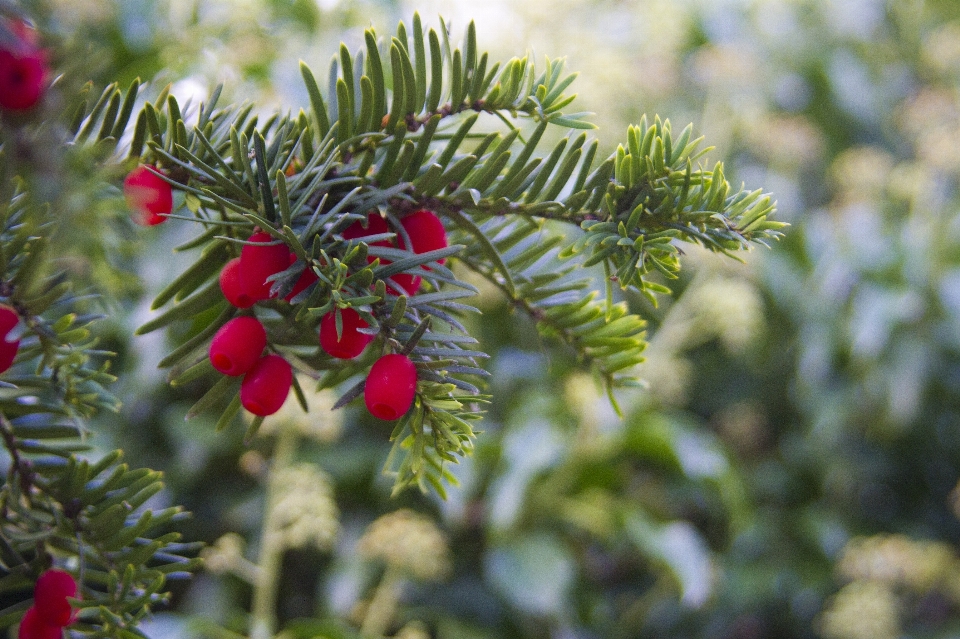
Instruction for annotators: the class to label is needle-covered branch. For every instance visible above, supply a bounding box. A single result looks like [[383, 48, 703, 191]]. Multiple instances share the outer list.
[[104, 14, 782, 496]]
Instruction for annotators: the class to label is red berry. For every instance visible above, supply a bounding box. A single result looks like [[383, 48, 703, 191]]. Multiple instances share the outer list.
[[319, 308, 372, 359], [342, 213, 390, 243], [0, 304, 20, 374], [385, 222, 421, 295], [240, 232, 289, 301], [240, 354, 292, 416], [390, 272, 422, 296], [364, 354, 417, 420], [390, 210, 448, 294], [284, 253, 318, 302], [343, 213, 420, 295], [18, 607, 61, 639], [0, 22, 47, 112], [34, 569, 76, 627], [209, 316, 267, 376], [123, 165, 173, 226], [219, 258, 257, 308], [402, 210, 448, 264]]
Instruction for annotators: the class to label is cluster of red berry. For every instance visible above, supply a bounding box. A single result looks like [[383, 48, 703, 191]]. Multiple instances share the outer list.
[[18, 569, 77, 639], [319, 306, 418, 419], [0, 18, 48, 112], [0, 305, 19, 374], [215, 210, 446, 420], [321, 210, 447, 419], [123, 180, 449, 420], [219, 231, 318, 307], [341, 209, 448, 295], [212, 233, 301, 417]]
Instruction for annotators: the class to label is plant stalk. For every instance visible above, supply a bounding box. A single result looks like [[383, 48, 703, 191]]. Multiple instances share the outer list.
[[250, 422, 298, 639], [360, 565, 402, 638]]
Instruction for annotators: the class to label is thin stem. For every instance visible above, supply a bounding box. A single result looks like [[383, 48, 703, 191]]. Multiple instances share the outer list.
[[231, 555, 264, 586], [457, 258, 609, 370], [360, 565, 402, 638], [249, 423, 298, 639], [0, 412, 34, 495], [390, 193, 601, 226]]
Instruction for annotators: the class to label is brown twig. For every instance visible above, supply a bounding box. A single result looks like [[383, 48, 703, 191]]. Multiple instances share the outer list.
[[0, 412, 34, 496]]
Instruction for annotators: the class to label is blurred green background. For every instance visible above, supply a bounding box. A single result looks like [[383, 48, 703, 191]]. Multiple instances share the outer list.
[[24, 0, 960, 637]]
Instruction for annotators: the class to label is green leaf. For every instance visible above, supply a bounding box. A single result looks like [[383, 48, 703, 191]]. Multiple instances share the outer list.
[[335, 78, 353, 145], [75, 83, 117, 144], [111, 78, 142, 141], [136, 281, 225, 335], [364, 30, 387, 128], [151, 241, 229, 310], [300, 61, 331, 136], [419, 37, 442, 116], [186, 375, 239, 420], [253, 132, 277, 222], [448, 210, 514, 296]]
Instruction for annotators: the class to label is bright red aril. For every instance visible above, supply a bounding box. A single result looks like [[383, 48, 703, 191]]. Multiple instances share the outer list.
[[0, 304, 19, 373], [390, 272, 422, 296], [219, 258, 257, 308], [319, 308, 372, 359], [17, 607, 61, 639], [123, 165, 173, 226], [0, 20, 47, 112], [390, 210, 448, 294], [401, 210, 448, 263], [209, 317, 267, 376], [240, 354, 292, 416], [284, 253, 319, 302], [240, 232, 289, 301], [34, 569, 76, 627], [342, 213, 390, 243], [343, 213, 420, 295], [364, 353, 417, 420]]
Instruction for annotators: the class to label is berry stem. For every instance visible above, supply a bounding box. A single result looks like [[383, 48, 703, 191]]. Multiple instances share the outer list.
[[249, 419, 298, 639]]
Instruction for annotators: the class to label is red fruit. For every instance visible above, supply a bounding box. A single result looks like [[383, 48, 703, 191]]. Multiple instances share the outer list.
[[390, 210, 448, 294], [17, 607, 61, 639], [240, 354, 292, 416], [342, 213, 390, 243], [390, 273, 422, 296], [0, 304, 20, 374], [34, 569, 76, 627], [364, 354, 417, 420], [0, 21, 47, 112], [240, 232, 289, 301], [284, 253, 318, 302], [401, 210, 448, 264], [343, 213, 420, 295], [319, 308, 372, 359], [209, 316, 267, 376], [123, 165, 173, 226], [219, 258, 256, 308]]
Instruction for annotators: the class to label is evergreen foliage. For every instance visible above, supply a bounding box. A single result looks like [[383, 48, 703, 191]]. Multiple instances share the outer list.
[[0, 126, 199, 636], [117, 14, 780, 495], [0, 7, 780, 636]]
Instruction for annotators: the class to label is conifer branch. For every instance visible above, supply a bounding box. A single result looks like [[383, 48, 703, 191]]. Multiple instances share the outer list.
[[0, 122, 199, 634], [116, 15, 780, 496]]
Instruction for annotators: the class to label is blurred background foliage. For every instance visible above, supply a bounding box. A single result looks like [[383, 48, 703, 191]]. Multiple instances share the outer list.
[[18, 0, 960, 637]]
